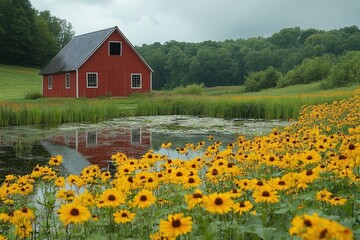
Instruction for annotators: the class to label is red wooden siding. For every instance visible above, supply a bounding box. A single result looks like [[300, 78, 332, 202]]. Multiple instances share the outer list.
[[78, 31, 151, 97], [42, 72, 77, 97]]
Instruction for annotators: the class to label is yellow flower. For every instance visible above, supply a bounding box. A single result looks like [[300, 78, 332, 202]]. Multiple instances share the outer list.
[[14, 218, 32, 239], [252, 186, 279, 203], [185, 189, 203, 209], [159, 212, 192, 238], [48, 155, 63, 166], [132, 189, 156, 209], [97, 188, 125, 208], [58, 203, 91, 226], [233, 200, 253, 215], [113, 209, 136, 224], [150, 231, 176, 240], [161, 142, 172, 148], [203, 192, 234, 214], [54, 177, 66, 188]]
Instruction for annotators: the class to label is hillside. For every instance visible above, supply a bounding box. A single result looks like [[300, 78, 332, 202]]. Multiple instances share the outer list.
[[0, 65, 42, 100]]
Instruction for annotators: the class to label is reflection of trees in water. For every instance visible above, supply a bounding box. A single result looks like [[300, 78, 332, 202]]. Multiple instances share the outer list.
[[14, 139, 35, 158]]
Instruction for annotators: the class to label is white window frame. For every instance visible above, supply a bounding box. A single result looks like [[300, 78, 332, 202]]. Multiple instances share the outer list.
[[86, 130, 97, 147], [131, 73, 142, 89], [65, 73, 70, 89], [48, 76, 53, 90], [131, 127, 141, 145], [86, 72, 98, 88], [108, 41, 122, 56]]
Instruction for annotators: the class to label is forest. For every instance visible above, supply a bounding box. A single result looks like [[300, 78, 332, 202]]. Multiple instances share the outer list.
[[1, 0, 360, 91], [0, 0, 74, 66]]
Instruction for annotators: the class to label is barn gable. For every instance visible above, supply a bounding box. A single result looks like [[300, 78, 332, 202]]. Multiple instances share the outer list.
[[40, 26, 153, 75]]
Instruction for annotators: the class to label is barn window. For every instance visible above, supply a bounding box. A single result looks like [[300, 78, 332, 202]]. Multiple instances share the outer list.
[[48, 76, 53, 90], [131, 127, 141, 144], [86, 130, 97, 147], [65, 73, 70, 89], [131, 74, 142, 89], [109, 41, 122, 56], [86, 73, 98, 88]]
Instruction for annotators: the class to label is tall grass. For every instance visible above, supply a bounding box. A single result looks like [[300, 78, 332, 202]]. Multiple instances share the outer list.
[[0, 100, 133, 127], [135, 91, 357, 120]]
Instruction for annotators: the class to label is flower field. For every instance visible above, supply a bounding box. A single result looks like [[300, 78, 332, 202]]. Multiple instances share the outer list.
[[0, 92, 359, 239]]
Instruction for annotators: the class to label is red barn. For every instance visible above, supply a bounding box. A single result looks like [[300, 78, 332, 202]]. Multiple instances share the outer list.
[[40, 26, 153, 98]]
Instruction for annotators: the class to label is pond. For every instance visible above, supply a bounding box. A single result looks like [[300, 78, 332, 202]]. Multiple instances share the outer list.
[[0, 115, 290, 182]]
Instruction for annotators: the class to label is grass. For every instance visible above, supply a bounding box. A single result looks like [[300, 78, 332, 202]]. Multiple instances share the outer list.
[[0, 64, 42, 100]]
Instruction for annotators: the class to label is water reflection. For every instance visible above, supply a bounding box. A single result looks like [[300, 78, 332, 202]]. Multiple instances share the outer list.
[[0, 116, 290, 181]]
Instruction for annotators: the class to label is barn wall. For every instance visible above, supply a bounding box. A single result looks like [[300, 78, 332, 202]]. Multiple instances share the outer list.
[[78, 31, 151, 98], [42, 72, 77, 97]]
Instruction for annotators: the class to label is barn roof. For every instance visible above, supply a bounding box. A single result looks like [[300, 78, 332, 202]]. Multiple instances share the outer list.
[[40, 26, 153, 75]]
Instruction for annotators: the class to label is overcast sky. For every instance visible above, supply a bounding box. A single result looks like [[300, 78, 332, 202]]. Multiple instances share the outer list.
[[30, 0, 360, 46]]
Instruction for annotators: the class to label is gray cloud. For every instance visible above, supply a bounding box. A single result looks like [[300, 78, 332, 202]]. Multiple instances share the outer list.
[[31, 0, 360, 45]]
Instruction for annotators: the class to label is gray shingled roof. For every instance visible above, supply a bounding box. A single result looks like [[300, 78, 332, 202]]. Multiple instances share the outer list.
[[40, 26, 153, 75]]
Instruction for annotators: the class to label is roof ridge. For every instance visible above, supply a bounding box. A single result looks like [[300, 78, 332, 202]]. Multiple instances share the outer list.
[[74, 26, 117, 38]]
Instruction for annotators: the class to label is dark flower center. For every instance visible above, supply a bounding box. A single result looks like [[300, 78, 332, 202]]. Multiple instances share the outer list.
[[172, 219, 181, 228], [215, 197, 223, 205], [108, 195, 116, 201], [257, 181, 263, 186], [306, 169, 313, 176], [176, 172, 183, 177], [239, 202, 246, 207], [21, 207, 28, 213], [348, 144, 355, 150], [304, 219, 312, 227], [121, 212, 128, 217], [262, 191, 270, 197], [188, 178, 195, 183], [70, 208, 79, 216], [278, 180, 285, 185], [307, 156, 313, 160], [319, 229, 328, 238], [193, 193, 202, 198], [140, 195, 147, 201]]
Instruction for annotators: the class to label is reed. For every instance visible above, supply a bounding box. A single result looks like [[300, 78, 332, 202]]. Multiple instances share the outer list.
[[135, 91, 356, 120]]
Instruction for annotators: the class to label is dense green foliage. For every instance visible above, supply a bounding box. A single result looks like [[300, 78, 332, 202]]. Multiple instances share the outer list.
[[0, 0, 74, 66], [136, 26, 360, 91]]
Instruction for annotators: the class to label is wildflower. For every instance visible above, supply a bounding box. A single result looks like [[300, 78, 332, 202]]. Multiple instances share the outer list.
[[58, 203, 91, 226], [185, 189, 203, 209], [133, 189, 156, 209], [203, 192, 234, 214], [48, 155, 63, 166], [233, 200, 253, 215], [182, 175, 202, 189], [54, 177, 66, 187], [14, 218, 33, 239], [97, 188, 125, 208], [113, 209, 136, 224], [252, 186, 279, 203], [161, 142, 172, 148], [150, 231, 176, 240], [159, 212, 192, 238]]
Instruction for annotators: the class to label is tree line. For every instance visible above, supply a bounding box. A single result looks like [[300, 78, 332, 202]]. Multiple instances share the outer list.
[[0, 0, 74, 67], [136, 25, 360, 90]]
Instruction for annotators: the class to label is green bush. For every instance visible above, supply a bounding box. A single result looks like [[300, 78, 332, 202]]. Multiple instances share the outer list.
[[24, 91, 43, 100], [171, 83, 205, 95]]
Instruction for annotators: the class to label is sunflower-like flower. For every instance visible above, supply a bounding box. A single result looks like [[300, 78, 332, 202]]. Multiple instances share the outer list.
[[185, 189, 203, 209], [233, 200, 253, 215], [113, 209, 136, 224], [203, 192, 234, 214], [252, 186, 279, 203], [48, 155, 63, 166], [58, 203, 91, 226], [159, 212, 192, 238], [97, 188, 125, 208], [132, 189, 156, 209], [150, 231, 176, 240]]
